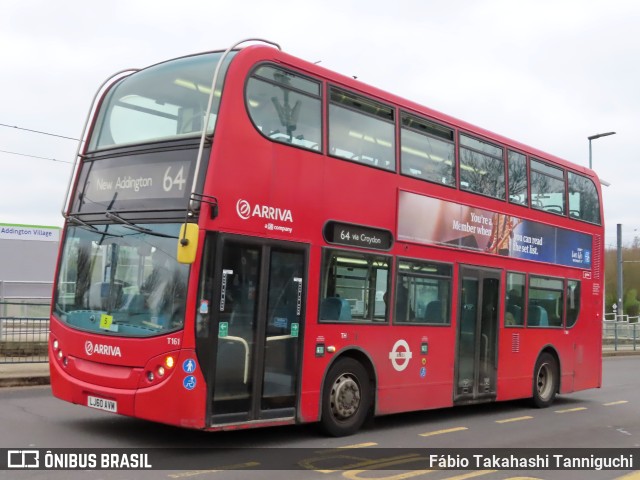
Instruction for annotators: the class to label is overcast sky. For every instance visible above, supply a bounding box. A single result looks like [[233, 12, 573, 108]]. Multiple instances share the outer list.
[[1, 0, 637, 249]]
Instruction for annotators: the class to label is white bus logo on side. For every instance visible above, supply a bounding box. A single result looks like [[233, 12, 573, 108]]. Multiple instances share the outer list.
[[236, 199, 293, 223], [236, 199, 251, 220]]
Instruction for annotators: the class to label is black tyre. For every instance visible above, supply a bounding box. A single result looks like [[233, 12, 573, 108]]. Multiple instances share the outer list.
[[532, 352, 558, 408], [320, 357, 371, 437]]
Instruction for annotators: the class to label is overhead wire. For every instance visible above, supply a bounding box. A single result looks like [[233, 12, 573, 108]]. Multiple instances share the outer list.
[[0, 122, 79, 141], [0, 122, 78, 165], [0, 149, 73, 164]]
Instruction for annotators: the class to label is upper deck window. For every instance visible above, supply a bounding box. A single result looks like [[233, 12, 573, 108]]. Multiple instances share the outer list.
[[246, 65, 322, 151], [89, 52, 235, 151], [531, 159, 566, 216], [508, 150, 528, 206], [459, 134, 505, 200], [568, 172, 601, 224], [400, 113, 455, 187], [329, 88, 395, 171]]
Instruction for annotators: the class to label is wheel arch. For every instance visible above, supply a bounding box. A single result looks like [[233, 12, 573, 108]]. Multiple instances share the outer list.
[[318, 347, 378, 422], [534, 344, 562, 394]]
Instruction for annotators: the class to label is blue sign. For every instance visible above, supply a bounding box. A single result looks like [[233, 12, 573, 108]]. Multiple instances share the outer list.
[[510, 220, 592, 269], [183, 359, 196, 373], [183, 375, 196, 390], [420, 367, 427, 378]]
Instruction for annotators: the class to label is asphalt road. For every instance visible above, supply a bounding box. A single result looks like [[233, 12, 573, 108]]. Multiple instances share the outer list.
[[0, 356, 639, 480]]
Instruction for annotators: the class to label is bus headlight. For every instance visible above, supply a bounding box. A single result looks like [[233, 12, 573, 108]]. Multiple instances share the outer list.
[[165, 356, 175, 369], [141, 351, 180, 387]]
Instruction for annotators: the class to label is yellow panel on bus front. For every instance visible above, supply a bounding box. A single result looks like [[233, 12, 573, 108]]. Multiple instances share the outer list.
[[177, 223, 199, 264]]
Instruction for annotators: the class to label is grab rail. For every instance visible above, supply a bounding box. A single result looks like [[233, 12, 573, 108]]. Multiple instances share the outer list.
[[188, 38, 281, 213], [60, 68, 138, 218]]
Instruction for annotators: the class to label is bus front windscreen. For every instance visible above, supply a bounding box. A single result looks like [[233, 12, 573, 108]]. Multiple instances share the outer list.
[[88, 51, 236, 151], [54, 223, 189, 337]]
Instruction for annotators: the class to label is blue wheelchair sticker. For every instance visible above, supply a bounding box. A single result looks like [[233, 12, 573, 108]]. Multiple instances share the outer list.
[[183, 375, 197, 390]]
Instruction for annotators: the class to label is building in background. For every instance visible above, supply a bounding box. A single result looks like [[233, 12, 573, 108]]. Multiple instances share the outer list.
[[0, 223, 60, 316]]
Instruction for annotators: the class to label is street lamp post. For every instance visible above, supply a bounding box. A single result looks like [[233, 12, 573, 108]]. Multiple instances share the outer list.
[[618, 223, 623, 317], [588, 131, 616, 169]]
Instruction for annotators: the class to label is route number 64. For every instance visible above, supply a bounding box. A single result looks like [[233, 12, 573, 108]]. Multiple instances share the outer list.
[[163, 166, 186, 192]]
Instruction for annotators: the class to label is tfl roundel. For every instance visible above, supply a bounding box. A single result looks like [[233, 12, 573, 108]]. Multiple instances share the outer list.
[[388, 339, 413, 372]]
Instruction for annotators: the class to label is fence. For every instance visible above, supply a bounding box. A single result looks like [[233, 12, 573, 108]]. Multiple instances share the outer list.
[[0, 280, 52, 364], [1, 309, 638, 364], [0, 280, 53, 318], [603, 313, 640, 352], [0, 317, 49, 363]]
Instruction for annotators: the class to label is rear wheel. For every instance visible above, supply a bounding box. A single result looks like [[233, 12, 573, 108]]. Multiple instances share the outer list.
[[320, 358, 371, 437], [532, 352, 558, 408]]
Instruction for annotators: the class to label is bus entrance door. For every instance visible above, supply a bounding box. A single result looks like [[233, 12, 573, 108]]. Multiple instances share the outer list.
[[454, 266, 500, 404], [208, 237, 306, 425]]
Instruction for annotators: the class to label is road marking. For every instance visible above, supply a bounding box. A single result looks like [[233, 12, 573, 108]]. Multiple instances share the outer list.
[[614, 472, 640, 479], [604, 400, 629, 406], [419, 426, 468, 437], [444, 471, 498, 479], [168, 471, 218, 478], [168, 462, 260, 478], [504, 477, 544, 480], [495, 416, 534, 424], [314, 442, 378, 454], [338, 443, 378, 448], [340, 454, 428, 479], [300, 453, 419, 474], [554, 407, 587, 413], [343, 468, 431, 480]]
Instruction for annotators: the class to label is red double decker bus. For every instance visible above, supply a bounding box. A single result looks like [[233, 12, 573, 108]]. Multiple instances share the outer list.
[[50, 39, 603, 436]]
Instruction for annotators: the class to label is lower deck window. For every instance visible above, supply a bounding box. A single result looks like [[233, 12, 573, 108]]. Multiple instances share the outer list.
[[528, 276, 564, 327], [566, 280, 581, 328], [320, 250, 390, 323], [395, 259, 452, 324], [505, 272, 526, 326]]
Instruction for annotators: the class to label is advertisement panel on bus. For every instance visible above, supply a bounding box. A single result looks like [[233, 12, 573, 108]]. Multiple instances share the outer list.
[[398, 191, 592, 269]]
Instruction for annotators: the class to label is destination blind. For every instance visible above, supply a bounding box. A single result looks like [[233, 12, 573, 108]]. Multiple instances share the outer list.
[[324, 221, 393, 251], [72, 147, 201, 215]]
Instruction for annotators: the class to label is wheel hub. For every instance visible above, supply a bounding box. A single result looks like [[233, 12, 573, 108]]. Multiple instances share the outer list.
[[331, 374, 361, 419], [537, 363, 552, 399]]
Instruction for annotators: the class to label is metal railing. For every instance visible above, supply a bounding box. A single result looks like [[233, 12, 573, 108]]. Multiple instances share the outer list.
[[0, 281, 53, 363], [603, 314, 640, 351], [0, 317, 49, 363], [0, 309, 637, 363]]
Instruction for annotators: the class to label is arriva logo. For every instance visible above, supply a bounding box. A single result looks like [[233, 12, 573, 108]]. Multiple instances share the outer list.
[[236, 199, 293, 222], [236, 199, 252, 220], [85, 340, 122, 357]]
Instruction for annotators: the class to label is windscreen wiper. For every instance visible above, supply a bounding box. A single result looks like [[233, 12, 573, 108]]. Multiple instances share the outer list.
[[105, 211, 178, 239], [67, 214, 122, 237], [67, 215, 100, 232]]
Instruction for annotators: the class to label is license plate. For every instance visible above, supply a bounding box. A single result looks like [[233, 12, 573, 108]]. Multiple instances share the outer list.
[[87, 395, 117, 413]]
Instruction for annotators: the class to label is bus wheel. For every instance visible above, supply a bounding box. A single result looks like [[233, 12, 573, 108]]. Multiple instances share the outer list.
[[532, 352, 558, 408], [321, 358, 371, 437]]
